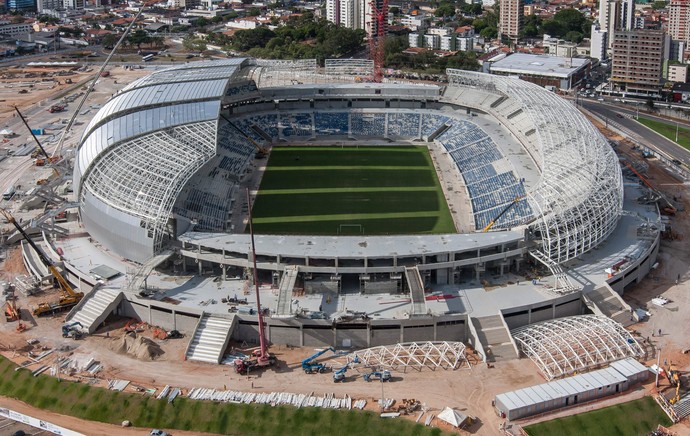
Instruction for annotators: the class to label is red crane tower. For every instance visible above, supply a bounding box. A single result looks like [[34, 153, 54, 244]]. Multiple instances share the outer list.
[[368, 0, 388, 83]]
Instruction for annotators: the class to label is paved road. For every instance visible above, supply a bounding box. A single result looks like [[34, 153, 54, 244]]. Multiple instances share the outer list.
[[579, 99, 690, 167]]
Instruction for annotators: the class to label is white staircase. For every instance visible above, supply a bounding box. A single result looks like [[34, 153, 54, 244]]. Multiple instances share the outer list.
[[405, 266, 428, 316], [185, 314, 236, 364], [275, 265, 298, 317], [66, 287, 123, 334], [471, 315, 519, 362]]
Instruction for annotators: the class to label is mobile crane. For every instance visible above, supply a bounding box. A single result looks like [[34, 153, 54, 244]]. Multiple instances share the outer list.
[[482, 196, 525, 232], [234, 189, 277, 375], [4, 298, 20, 322], [301, 347, 336, 374], [220, 114, 269, 159], [0, 209, 83, 316]]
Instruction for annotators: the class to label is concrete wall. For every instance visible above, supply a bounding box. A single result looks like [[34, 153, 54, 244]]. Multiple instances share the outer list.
[[502, 294, 583, 330], [118, 298, 202, 333]]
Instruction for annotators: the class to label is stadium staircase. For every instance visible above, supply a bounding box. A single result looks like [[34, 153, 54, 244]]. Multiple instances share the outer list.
[[275, 265, 299, 318], [127, 249, 175, 293], [672, 395, 690, 420], [427, 123, 451, 142], [529, 251, 579, 294], [470, 315, 519, 362], [65, 287, 124, 334], [185, 314, 237, 364], [404, 266, 428, 316], [582, 285, 634, 326]]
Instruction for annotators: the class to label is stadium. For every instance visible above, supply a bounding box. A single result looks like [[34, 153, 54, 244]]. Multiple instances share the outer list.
[[54, 57, 660, 375]]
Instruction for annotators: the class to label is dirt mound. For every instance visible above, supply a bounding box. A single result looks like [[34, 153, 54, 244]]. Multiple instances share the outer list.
[[107, 333, 163, 361]]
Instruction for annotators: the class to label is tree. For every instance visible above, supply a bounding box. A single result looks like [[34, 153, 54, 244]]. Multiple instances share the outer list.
[[645, 98, 655, 110], [248, 7, 261, 16], [563, 30, 583, 43], [128, 29, 151, 50], [435, 3, 456, 18], [102, 33, 118, 49], [651, 0, 666, 9]]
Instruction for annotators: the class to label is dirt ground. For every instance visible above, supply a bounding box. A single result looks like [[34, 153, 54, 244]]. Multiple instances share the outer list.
[[2, 73, 690, 435]]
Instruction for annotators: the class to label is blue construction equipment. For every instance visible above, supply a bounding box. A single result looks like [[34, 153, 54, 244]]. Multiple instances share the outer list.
[[61, 321, 84, 339], [333, 364, 350, 382], [363, 369, 391, 382], [301, 347, 336, 374]]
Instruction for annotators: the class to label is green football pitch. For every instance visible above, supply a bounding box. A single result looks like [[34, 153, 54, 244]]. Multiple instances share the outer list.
[[250, 146, 456, 235]]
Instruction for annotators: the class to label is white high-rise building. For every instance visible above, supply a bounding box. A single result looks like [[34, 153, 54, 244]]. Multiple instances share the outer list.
[[590, 22, 608, 60], [598, 0, 635, 51]]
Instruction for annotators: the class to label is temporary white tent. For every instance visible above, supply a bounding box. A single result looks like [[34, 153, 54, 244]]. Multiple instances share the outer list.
[[0, 129, 14, 136], [437, 407, 470, 428]]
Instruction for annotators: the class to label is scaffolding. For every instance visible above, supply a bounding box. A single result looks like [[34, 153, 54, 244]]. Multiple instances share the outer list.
[[446, 70, 623, 265], [511, 315, 644, 380], [345, 341, 470, 371]]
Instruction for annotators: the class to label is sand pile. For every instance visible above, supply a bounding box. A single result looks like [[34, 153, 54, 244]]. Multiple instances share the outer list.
[[108, 333, 163, 361]]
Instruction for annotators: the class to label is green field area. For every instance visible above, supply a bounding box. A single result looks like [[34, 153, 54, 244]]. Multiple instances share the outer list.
[[0, 356, 444, 435], [251, 146, 455, 235], [524, 396, 672, 436], [636, 116, 690, 151]]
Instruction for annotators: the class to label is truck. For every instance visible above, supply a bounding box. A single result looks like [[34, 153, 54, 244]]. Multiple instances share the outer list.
[[2, 185, 15, 200], [142, 54, 154, 62], [48, 105, 65, 113]]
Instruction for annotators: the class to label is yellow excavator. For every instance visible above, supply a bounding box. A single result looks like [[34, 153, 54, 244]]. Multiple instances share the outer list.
[[0, 209, 83, 316]]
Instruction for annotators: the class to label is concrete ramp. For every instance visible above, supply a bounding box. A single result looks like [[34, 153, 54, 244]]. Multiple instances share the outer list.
[[66, 287, 123, 334], [185, 314, 236, 364], [20, 240, 51, 281], [584, 285, 633, 326], [275, 265, 298, 318], [405, 266, 427, 316], [471, 315, 519, 362], [127, 249, 175, 293]]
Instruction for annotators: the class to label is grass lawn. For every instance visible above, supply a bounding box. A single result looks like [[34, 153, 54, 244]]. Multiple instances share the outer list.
[[252, 146, 455, 235], [636, 116, 690, 151], [524, 396, 672, 436], [0, 356, 444, 435]]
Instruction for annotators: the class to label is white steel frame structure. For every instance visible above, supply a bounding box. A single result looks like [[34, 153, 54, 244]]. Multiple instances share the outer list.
[[324, 59, 374, 78], [446, 70, 623, 265], [345, 341, 470, 371], [511, 315, 644, 380]]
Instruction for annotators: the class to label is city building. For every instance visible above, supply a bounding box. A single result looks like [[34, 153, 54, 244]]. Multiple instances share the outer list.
[[488, 53, 590, 90], [7, 0, 35, 10], [668, 0, 690, 45], [590, 22, 608, 60], [610, 29, 665, 95], [598, 0, 635, 52], [499, 0, 523, 42], [543, 36, 578, 58], [668, 63, 689, 82], [0, 22, 33, 37]]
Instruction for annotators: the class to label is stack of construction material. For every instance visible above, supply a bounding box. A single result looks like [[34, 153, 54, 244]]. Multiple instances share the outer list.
[[186, 388, 353, 410]]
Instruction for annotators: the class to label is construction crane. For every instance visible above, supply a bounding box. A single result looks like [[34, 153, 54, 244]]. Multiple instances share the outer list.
[[333, 364, 350, 382], [61, 321, 84, 339], [368, 0, 388, 83], [482, 196, 525, 232], [301, 347, 337, 374], [220, 113, 268, 158], [363, 369, 391, 382], [0, 209, 83, 316], [4, 298, 20, 322], [14, 106, 61, 173], [234, 189, 276, 375]]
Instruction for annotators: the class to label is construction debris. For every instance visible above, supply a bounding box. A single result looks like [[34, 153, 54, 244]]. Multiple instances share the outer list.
[[186, 388, 354, 410], [353, 399, 367, 410], [108, 380, 131, 391], [108, 334, 163, 360]]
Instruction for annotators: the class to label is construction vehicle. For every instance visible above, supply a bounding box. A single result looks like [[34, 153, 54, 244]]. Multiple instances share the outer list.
[[0, 209, 84, 316], [363, 369, 391, 382], [301, 347, 336, 374], [61, 321, 85, 339], [47, 105, 66, 113], [234, 189, 277, 375], [333, 364, 350, 382], [14, 106, 61, 178], [152, 328, 183, 340], [220, 114, 269, 159], [482, 196, 525, 232], [124, 319, 146, 333], [4, 298, 21, 322]]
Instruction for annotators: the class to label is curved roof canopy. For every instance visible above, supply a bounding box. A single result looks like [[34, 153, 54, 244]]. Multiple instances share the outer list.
[[511, 315, 644, 380]]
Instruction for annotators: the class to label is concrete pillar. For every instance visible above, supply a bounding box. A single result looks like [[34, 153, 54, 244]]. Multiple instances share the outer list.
[[198, 259, 202, 275], [222, 264, 226, 281], [436, 254, 449, 284], [300, 324, 304, 347]]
